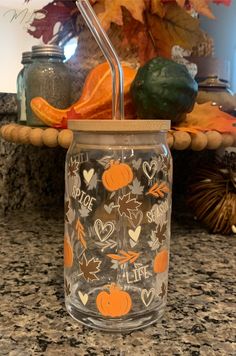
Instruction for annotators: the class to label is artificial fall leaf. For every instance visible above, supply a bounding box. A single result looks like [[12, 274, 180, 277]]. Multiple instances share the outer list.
[[146, 3, 205, 58], [97, 0, 145, 30], [175, 0, 186, 6], [28, 1, 77, 43], [150, 0, 168, 17], [122, 10, 158, 64], [117, 193, 142, 219], [213, 0, 231, 5], [107, 250, 140, 265], [188, 0, 216, 19], [79, 254, 101, 281], [76, 219, 87, 249], [177, 102, 236, 133], [146, 182, 170, 198]]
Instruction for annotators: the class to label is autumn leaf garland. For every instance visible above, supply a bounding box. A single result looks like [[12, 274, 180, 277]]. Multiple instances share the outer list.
[[27, 0, 231, 63]]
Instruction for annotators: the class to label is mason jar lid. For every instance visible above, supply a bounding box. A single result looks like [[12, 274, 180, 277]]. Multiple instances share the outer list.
[[21, 51, 32, 64], [68, 120, 170, 132], [31, 45, 65, 59]]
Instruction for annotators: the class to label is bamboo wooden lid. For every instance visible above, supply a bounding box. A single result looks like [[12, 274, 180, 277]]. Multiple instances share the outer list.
[[68, 120, 170, 132]]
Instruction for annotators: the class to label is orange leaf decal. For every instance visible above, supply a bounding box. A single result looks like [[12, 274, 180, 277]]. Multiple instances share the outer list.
[[146, 182, 169, 198], [64, 235, 73, 268], [76, 219, 87, 249], [107, 250, 140, 265]]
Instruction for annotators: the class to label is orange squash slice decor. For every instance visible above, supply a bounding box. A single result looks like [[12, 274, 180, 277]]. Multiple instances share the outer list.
[[153, 249, 169, 273], [96, 284, 132, 317], [102, 160, 133, 192], [30, 62, 137, 128], [64, 235, 73, 268]]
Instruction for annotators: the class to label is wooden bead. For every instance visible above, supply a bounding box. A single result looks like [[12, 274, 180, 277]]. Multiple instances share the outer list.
[[190, 132, 208, 151], [11, 127, 20, 143], [18, 126, 32, 144], [232, 133, 236, 147], [167, 132, 174, 148], [221, 133, 234, 148], [2, 124, 17, 142], [173, 131, 191, 150], [29, 128, 44, 146], [206, 131, 222, 150], [42, 128, 58, 147], [58, 129, 73, 149], [0, 124, 10, 137]]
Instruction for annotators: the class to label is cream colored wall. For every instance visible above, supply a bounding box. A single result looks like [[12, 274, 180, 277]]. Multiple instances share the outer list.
[[0, 0, 49, 93], [200, 2, 236, 91]]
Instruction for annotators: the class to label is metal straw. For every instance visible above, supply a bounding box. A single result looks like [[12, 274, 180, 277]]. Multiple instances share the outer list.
[[76, 0, 124, 120]]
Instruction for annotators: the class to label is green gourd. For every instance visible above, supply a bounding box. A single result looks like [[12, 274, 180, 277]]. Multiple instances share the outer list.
[[130, 57, 198, 123]]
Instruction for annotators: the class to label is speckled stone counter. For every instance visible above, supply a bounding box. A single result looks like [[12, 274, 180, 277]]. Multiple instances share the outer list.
[[0, 210, 235, 356]]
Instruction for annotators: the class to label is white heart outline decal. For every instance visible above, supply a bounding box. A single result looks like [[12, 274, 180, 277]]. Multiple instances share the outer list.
[[143, 160, 158, 180], [141, 288, 156, 307], [94, 219, 115, 242]]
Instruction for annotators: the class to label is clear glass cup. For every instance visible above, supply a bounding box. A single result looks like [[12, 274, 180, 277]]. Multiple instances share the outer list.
[[64, 120, 172, 332]]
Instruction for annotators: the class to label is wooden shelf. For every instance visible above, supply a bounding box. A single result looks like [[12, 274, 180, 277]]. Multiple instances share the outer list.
[[0, 123, 235, 150]]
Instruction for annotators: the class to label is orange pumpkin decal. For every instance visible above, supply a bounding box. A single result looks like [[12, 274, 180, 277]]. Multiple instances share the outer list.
[[64, 235, 73, 268], [102, 160, 133, 192], [96, 284, 132, 317], [154, 249, 169, 273]]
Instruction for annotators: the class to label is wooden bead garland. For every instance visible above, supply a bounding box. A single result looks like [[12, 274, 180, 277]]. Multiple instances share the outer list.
[[0, 123, 235, 151]]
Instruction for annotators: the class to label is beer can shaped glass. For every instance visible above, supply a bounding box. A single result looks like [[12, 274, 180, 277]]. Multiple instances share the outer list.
[[64, 120, 172, 332]]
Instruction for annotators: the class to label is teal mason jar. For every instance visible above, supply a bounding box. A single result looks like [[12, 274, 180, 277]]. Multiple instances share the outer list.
[[16, 51, 32, 125], [25, 45, 71, 126]]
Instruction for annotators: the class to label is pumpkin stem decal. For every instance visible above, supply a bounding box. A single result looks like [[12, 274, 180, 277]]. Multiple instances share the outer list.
[[102, 160, 133, 192], [96, 283, 132, 317]]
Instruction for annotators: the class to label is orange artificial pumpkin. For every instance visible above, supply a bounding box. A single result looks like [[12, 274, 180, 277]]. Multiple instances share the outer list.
[[64, 235, 73, 268], [153, 249, 169, 273], [102, 160, 133, 192], [96, 284, 132, 317]]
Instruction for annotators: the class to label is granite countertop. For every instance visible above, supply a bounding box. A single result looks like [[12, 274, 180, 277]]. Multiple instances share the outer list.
[[0, 210, 235, 356]]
